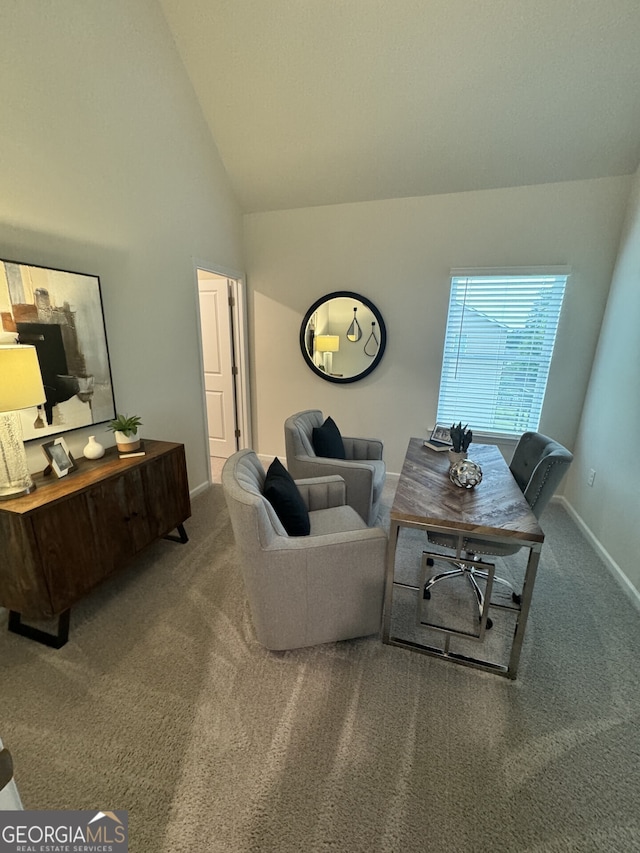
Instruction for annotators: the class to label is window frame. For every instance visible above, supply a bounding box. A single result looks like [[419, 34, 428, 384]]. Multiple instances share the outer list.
[[436, 266, 570, 439]]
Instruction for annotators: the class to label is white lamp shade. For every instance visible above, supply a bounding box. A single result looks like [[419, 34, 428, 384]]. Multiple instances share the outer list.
[[0, 345, 46, 412], [315, 335, 340, 353]]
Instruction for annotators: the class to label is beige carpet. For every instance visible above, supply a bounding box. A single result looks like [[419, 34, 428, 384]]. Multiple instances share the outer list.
[[1, 479, 640, 852]]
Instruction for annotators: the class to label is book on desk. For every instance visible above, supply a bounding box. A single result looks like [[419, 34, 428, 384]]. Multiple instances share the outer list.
[[423, 439, 451, 452]]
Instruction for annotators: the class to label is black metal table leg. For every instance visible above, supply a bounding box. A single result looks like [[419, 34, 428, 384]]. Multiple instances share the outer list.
[[163, 523, 189, 544], [8, 609, 71, 649]]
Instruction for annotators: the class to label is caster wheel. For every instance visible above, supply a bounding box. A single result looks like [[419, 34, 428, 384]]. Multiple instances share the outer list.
[[486, 618, 493, 630], [512, 593, 521, 605], [423, 589, 431, 600]]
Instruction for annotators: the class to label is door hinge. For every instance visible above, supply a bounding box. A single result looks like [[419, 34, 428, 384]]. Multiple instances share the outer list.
[[232, 365, 238, 375], [228, 294, 235, 307], [235, 428, 241, 439]]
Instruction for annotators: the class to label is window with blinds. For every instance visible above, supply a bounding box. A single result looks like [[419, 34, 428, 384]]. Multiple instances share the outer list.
[[436, 270, 569, 436]]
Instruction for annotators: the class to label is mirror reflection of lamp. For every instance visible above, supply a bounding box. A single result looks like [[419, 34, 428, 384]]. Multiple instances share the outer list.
[[314, 335, 340, 374], [0, 345, 46, 499]]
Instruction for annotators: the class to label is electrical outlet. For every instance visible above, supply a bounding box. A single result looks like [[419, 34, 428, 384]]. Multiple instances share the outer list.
[[587, 468, 596, 487]]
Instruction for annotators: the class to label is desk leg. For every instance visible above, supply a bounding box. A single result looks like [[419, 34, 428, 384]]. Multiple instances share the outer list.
[[382, 520, 400, 643], [507, 546, 541, 679]]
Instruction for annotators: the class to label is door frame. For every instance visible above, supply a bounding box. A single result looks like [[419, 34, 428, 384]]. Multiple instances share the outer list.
[[193, 259, 252, 479]]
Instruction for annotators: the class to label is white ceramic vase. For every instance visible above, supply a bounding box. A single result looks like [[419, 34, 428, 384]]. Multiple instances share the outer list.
[[114, 430, 141, 453], [83, 435, 105, 460]]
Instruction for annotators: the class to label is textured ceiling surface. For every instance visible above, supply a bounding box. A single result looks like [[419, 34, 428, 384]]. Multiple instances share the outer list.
[[158, 0, 640, 213]]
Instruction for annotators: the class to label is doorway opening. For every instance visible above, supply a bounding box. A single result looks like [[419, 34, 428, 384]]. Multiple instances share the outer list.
[[195, 264, 251, 482]]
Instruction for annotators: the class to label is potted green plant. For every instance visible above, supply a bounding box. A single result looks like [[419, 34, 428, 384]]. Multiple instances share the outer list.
[[108, 413, 143, 452], [448, 422, 472, 466]]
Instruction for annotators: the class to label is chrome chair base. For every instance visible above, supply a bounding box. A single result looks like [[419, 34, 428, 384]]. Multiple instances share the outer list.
[[422, 553, 522, 632]]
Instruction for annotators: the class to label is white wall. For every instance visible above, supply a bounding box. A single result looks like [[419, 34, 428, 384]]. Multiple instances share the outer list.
[[0, 0, 243, 492], [2, 2, 636, 597], [563, 165, 640, 597], [244, 177, 630, 473]]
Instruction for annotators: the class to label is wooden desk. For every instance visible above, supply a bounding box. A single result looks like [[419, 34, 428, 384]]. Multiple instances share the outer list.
[[382, 438, 544, 678], [0, 439, 191, 648]]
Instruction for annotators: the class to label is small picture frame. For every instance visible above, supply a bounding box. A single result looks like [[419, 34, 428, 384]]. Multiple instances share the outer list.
[[42, 437, 77, 478], [429, 423, 454, 447]]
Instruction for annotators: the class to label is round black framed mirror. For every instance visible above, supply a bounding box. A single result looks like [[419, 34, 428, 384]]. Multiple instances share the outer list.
[[300, 291, 387, 383]]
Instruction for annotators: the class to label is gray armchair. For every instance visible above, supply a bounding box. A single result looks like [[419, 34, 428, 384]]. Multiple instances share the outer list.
[[222, 449, 388, 650], [284, 409, 386, 525], [0, 741, 23, 810], [424, 431, 573, 627]]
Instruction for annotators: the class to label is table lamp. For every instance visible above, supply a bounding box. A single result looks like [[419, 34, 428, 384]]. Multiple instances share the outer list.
[[0, 345, 46, 499], [314, 335, 340, 373]]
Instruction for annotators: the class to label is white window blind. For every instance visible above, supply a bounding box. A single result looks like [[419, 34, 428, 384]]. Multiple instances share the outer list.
[[436, 270, 568, 436]]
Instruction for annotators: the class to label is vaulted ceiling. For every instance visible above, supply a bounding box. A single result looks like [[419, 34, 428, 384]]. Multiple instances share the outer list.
[[158, 0, 640, 213]]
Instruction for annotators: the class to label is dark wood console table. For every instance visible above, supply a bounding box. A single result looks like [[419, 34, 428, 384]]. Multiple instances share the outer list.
[[0, 439, 191, 648]]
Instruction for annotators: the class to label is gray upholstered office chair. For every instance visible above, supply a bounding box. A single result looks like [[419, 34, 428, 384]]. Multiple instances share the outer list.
[[423, 432, 573, 628], [284, 409, 386, 525], [222, 449, 388, 650]]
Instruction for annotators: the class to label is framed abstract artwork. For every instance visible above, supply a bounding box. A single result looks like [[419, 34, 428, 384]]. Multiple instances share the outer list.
[[0, 259, 116, 442]]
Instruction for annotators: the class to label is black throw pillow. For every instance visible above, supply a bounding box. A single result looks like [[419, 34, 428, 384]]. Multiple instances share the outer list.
[[263, 457, 310, 536], [312, 416, 346, 459]]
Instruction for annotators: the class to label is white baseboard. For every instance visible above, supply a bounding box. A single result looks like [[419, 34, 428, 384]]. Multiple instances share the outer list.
[[190, 480, 211, 499], [555, 495, 640, 613]]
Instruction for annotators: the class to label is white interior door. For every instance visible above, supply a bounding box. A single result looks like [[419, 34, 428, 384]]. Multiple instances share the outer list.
[[198, 274, 237, 458]]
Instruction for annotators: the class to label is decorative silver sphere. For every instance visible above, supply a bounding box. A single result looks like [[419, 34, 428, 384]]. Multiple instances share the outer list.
[[450, 458, 483, 489]]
